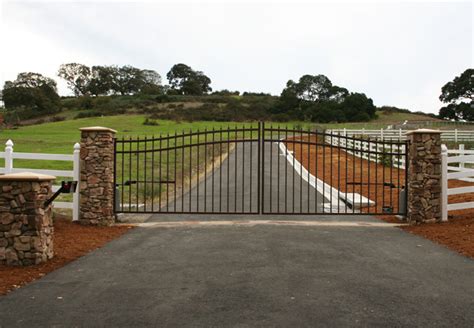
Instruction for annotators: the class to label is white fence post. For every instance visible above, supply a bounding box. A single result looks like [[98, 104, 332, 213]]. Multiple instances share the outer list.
[[441, 144, 448, 222], [380, 128, 384, 141], [72, 143, 81, 222], [459, 144, 465, 169], [5, 140, 13, 174]]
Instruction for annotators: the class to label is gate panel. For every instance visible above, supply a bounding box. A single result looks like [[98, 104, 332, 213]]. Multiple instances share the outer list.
[[262, 125, 408, 215], [114, 125, 260, 214]]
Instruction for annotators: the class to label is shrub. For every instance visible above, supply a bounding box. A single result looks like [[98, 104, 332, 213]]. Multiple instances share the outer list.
[[74, 111, 101, 119], [143, 118, 160, 126], [49, 116, 66, 122]]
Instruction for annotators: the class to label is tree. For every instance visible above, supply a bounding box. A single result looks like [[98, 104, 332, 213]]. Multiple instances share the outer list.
[[439, 69, 473, 121], [341, 93, 377, 121], [295, 74, 333, 102], [139, 69, 162, 95], [166, 63, 212, 95], [2, 72, 60, 113], [88, 65, 115, 96], [58, 63, 92, 96]]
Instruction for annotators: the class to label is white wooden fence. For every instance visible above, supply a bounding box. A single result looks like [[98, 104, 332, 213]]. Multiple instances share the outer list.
[[327, 128, 474, 142], [441, 144, 474, 221], [0, 140, 80, 221], [324, 134, 406, 169]]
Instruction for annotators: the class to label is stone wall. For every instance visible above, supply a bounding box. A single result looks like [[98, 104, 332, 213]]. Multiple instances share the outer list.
[[79, 127, 117, 226], [0, 173, 55, 266], [407, 129, 442, 224]]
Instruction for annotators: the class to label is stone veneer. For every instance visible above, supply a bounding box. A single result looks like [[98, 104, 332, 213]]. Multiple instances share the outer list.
[[0, 172, 55, 266], [79, 127, 117, 226], [406, 129, 442, 224]]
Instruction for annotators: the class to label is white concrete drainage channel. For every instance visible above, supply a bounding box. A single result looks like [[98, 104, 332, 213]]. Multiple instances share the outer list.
[[139, 220, 402, 228]]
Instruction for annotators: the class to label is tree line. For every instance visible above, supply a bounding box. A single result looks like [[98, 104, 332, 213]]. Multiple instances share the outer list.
[[1, 63, 471, 123]]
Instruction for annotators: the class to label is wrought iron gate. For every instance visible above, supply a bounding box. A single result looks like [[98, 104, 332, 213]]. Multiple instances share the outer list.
[[114, 124, 408, 215]]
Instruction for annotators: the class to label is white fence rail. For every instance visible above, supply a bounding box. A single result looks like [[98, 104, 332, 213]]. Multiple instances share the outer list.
[[327, 128, 474, 142], [324, 135, 406, 169], [0, 140, 80, 221], [441, 144, 474, 221]]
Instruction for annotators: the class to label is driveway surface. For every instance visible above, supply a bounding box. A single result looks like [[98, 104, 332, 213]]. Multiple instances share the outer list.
[[0, 219, 473, 327]]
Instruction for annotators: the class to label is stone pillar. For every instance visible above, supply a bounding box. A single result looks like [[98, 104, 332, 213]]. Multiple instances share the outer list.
[[406, 129, 442, 224], [0, 172, 55, 266], [79, 127, 117, 226]]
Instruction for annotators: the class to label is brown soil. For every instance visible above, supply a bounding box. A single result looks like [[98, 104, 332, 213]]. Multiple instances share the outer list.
[[288, 136, 474, 258], [0, 219, 133, 295], [401, 215, 474, 258]]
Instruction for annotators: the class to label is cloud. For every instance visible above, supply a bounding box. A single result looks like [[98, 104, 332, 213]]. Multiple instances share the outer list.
[[0, 1, 472, 113]]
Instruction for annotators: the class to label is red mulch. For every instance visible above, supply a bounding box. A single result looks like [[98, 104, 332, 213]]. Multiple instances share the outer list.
[[0, 219, 134, 295], [288, 136, 474, 258]]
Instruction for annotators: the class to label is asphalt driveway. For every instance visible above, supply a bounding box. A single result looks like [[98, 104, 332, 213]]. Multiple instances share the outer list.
[[0, 219, 473, 327]]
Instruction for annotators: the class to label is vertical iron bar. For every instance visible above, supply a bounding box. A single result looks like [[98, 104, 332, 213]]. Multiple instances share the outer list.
[[121, 137, 125, 213], [241, 126, 245, 212], [307, 127, 311, 213], [128, 137, 132, 212], [390, 143, 393, 213], [367, 137, 371, 213], [375, 140, 378, 213], [292, 127, 295, 213], [159, 135, 162, 212], [136, 137, 140, 212], [352, 137, 355, 214], [337, 132, 341, 214], [144, 136, 147, 211], [277, 125, 281, 213], [181, 131, 185, 212], [330, 134, 333, 213], [345, 134, 348, 214], [322, 132, 326, 214], [204, 129, 208, 212], [315, 132, 318, 213], [196, 130, 200, 212], [261, 122, 265, 214], [285, 126, 288, 213], [300, 128, 303, 213], [212, 127, 215, 212], [189, 129, 193, 212], [151, 137, 155, 212], [234, 126, 238, 212], [113, 138, 117, 214], [249, 126, 253, 213], [227, 126, 230, 212], [220, 127, 223, 212], [382, 142, 385, 213], [360, 137, 363, 212], [269, 126, 273, 212], [166, 132, 170, 212], [257, 122, 262, 214], [174, 133, 177, 212]]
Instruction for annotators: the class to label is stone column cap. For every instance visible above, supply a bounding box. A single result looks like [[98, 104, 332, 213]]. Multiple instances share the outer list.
[[0, 172, 56, 181], [406, 128, 442, 135], [80, 126, 117, 133]]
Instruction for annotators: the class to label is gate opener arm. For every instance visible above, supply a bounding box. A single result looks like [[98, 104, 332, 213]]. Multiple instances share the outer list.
[[347, 181, 399, 188], [43, 181, 78, 209], [122, 180, 175, 186]]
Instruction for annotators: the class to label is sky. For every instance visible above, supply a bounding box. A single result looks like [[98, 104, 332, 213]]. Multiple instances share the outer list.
[[0, 0, 472, 114]]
